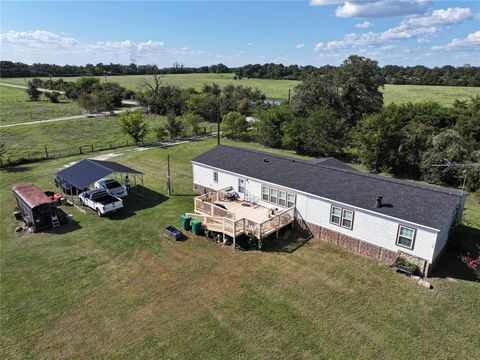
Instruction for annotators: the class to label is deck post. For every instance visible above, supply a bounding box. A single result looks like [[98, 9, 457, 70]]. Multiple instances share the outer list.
[[232, 213, 236, 247], [222, 218, 226, 242]]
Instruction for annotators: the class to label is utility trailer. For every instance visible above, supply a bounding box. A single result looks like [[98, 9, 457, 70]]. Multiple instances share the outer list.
[[12, 183, 56, 232]]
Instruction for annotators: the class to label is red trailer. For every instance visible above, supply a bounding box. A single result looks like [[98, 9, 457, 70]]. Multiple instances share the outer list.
[[12, 183, 56, 232]]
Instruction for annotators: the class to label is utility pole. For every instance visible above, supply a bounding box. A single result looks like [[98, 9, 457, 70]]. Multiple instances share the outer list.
[[166, 154, 172, 196], [216, 98, 221, 145]]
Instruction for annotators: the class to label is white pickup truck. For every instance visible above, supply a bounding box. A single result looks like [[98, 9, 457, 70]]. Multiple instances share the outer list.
[[79, 189, 124, 216]]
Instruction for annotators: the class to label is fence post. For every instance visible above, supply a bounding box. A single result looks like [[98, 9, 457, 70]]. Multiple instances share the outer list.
[[44, 145, 49, 159]]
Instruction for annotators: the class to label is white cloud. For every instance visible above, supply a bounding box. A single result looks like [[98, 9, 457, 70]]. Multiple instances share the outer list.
[[431, 30, 480, 51], [296, 43, 305, 49], [0, 30, 78, 49], [356, 21, 373, 28], [311, 0, 431, 18], [0, 30, 226, 66], [403, 7, 477, 27], [315, 24, 437, 52], [247, 42, 254, 46]]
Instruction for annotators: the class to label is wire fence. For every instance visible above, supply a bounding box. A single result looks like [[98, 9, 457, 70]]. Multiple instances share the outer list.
[[0, 130, 219, 168]]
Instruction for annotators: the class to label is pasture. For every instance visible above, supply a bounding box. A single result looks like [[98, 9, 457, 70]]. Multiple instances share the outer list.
[[0, 85, 81, 125], [1, 138, 479, 359], [2, 74, 479, 105]]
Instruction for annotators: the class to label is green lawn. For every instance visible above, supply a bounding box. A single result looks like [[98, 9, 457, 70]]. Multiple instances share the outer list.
[[1, 138, 479, 359], [2, 74, 479, 105], [0, 113, 218, 163], [0, 86, 81, 125]]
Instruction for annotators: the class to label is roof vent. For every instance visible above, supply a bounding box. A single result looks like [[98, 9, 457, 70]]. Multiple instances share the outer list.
[[263, 158, 269, 163], [375, 196, 383, 208]]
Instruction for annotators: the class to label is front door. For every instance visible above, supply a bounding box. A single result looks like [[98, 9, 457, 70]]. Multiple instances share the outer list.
[[238, 178, 246, 195]]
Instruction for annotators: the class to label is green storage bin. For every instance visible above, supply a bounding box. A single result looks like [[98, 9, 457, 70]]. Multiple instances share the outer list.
[[191, 219, 203, 236], [181, 214, 192, 231]]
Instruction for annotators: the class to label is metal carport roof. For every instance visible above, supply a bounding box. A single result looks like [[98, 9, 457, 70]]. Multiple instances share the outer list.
[[56, 159, 143, 190]]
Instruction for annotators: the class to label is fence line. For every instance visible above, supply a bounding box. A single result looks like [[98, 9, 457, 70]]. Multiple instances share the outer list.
[[0, 131, 217, 168]]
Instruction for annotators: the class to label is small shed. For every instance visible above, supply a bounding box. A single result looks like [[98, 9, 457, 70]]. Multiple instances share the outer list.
[[12, 183, 55, 232]]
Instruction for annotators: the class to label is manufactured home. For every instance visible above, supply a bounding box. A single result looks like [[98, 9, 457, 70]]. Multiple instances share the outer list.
[[191, 145, 467, 275]]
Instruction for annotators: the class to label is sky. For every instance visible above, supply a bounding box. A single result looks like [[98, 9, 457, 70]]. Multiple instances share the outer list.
[[1, 1, 479, 67]]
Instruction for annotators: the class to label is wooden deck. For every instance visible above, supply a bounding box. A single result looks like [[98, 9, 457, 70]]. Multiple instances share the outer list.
[[188, 189, 295, 248]]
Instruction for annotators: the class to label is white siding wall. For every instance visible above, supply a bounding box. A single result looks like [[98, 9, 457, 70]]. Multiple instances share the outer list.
[[193, 163, 440, 262]]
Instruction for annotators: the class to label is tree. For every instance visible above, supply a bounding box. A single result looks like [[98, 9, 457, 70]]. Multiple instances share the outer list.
[[44, 91, 60, 103], [202, 82, 221, 96], [120, 110, 149, 143], [26, 79, 41, 101], [223, 112, 249, 140], [137, 74, 185, 115], [221, 84, 266, 115], [293, 55, 385, 125], [164, 112, 183, 139], [421, 129, 468, 186], [255, 105, 297, 148], [284, 109, 346, 156], [181, 113, 204, 136], [187, 93, 218, 122]]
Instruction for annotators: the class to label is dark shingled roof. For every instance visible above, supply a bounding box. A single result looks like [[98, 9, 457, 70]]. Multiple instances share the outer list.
[[306, 157, 356, 171], [192, 145, 464, 230]]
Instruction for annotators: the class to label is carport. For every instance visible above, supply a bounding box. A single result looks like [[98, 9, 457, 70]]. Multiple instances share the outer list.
[[55, 159, 143, 209]]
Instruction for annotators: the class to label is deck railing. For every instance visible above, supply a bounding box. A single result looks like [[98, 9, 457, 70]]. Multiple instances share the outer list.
[[193, 191, 295, 240]]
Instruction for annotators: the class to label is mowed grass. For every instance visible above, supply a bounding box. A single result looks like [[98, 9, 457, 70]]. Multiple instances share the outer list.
[[3, 74, 479, 105], [383, 84, 480, 105], [0, 112, 218, 162], [0, 85, 81, 125], [1, 138, 479, 359]]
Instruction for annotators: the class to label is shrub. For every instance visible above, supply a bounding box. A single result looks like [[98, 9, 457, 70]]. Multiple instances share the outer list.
[[394, 257, 420, 275], [460, 251, 480, 280]]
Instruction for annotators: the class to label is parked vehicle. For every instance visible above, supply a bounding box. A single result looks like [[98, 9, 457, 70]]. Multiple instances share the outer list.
[[79, 189, 123, 216], [94, 178, 128, 198], [54, 175, 87, 195]]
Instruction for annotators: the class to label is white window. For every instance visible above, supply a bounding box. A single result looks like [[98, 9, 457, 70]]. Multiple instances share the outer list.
[[270, 188, 278, 204], [330, 206, 341, 225], [213, 171, 218, 183], [396, 226, 416, 249], [287, 193, 296, 208], [278, 191, 286, 207], [262, 186, 269, 202], [238, 178, 245, 193], [341, 209, 354, 229]]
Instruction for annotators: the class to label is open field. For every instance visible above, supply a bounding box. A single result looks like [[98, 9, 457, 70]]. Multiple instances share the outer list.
[[1, 138, 479, 359], [2, 74, 479, 105], [0, 114, 217, 163], [0, 85, 81, 125]]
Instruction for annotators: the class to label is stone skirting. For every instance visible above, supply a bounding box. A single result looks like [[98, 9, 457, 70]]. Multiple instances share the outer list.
[[193, 183, 215, 195], [294, 218, 398, 265]]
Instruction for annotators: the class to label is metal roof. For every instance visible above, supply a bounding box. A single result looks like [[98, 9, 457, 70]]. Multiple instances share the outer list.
[[192, 145, 464, 230], [56, 159, 142, 190], [12, 183, 53, 208]]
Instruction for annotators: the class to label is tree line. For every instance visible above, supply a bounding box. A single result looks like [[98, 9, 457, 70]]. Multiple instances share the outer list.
[[0, 61, 230, 78], [2, 60, 480, 86], [222, 56, 480, 192]]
